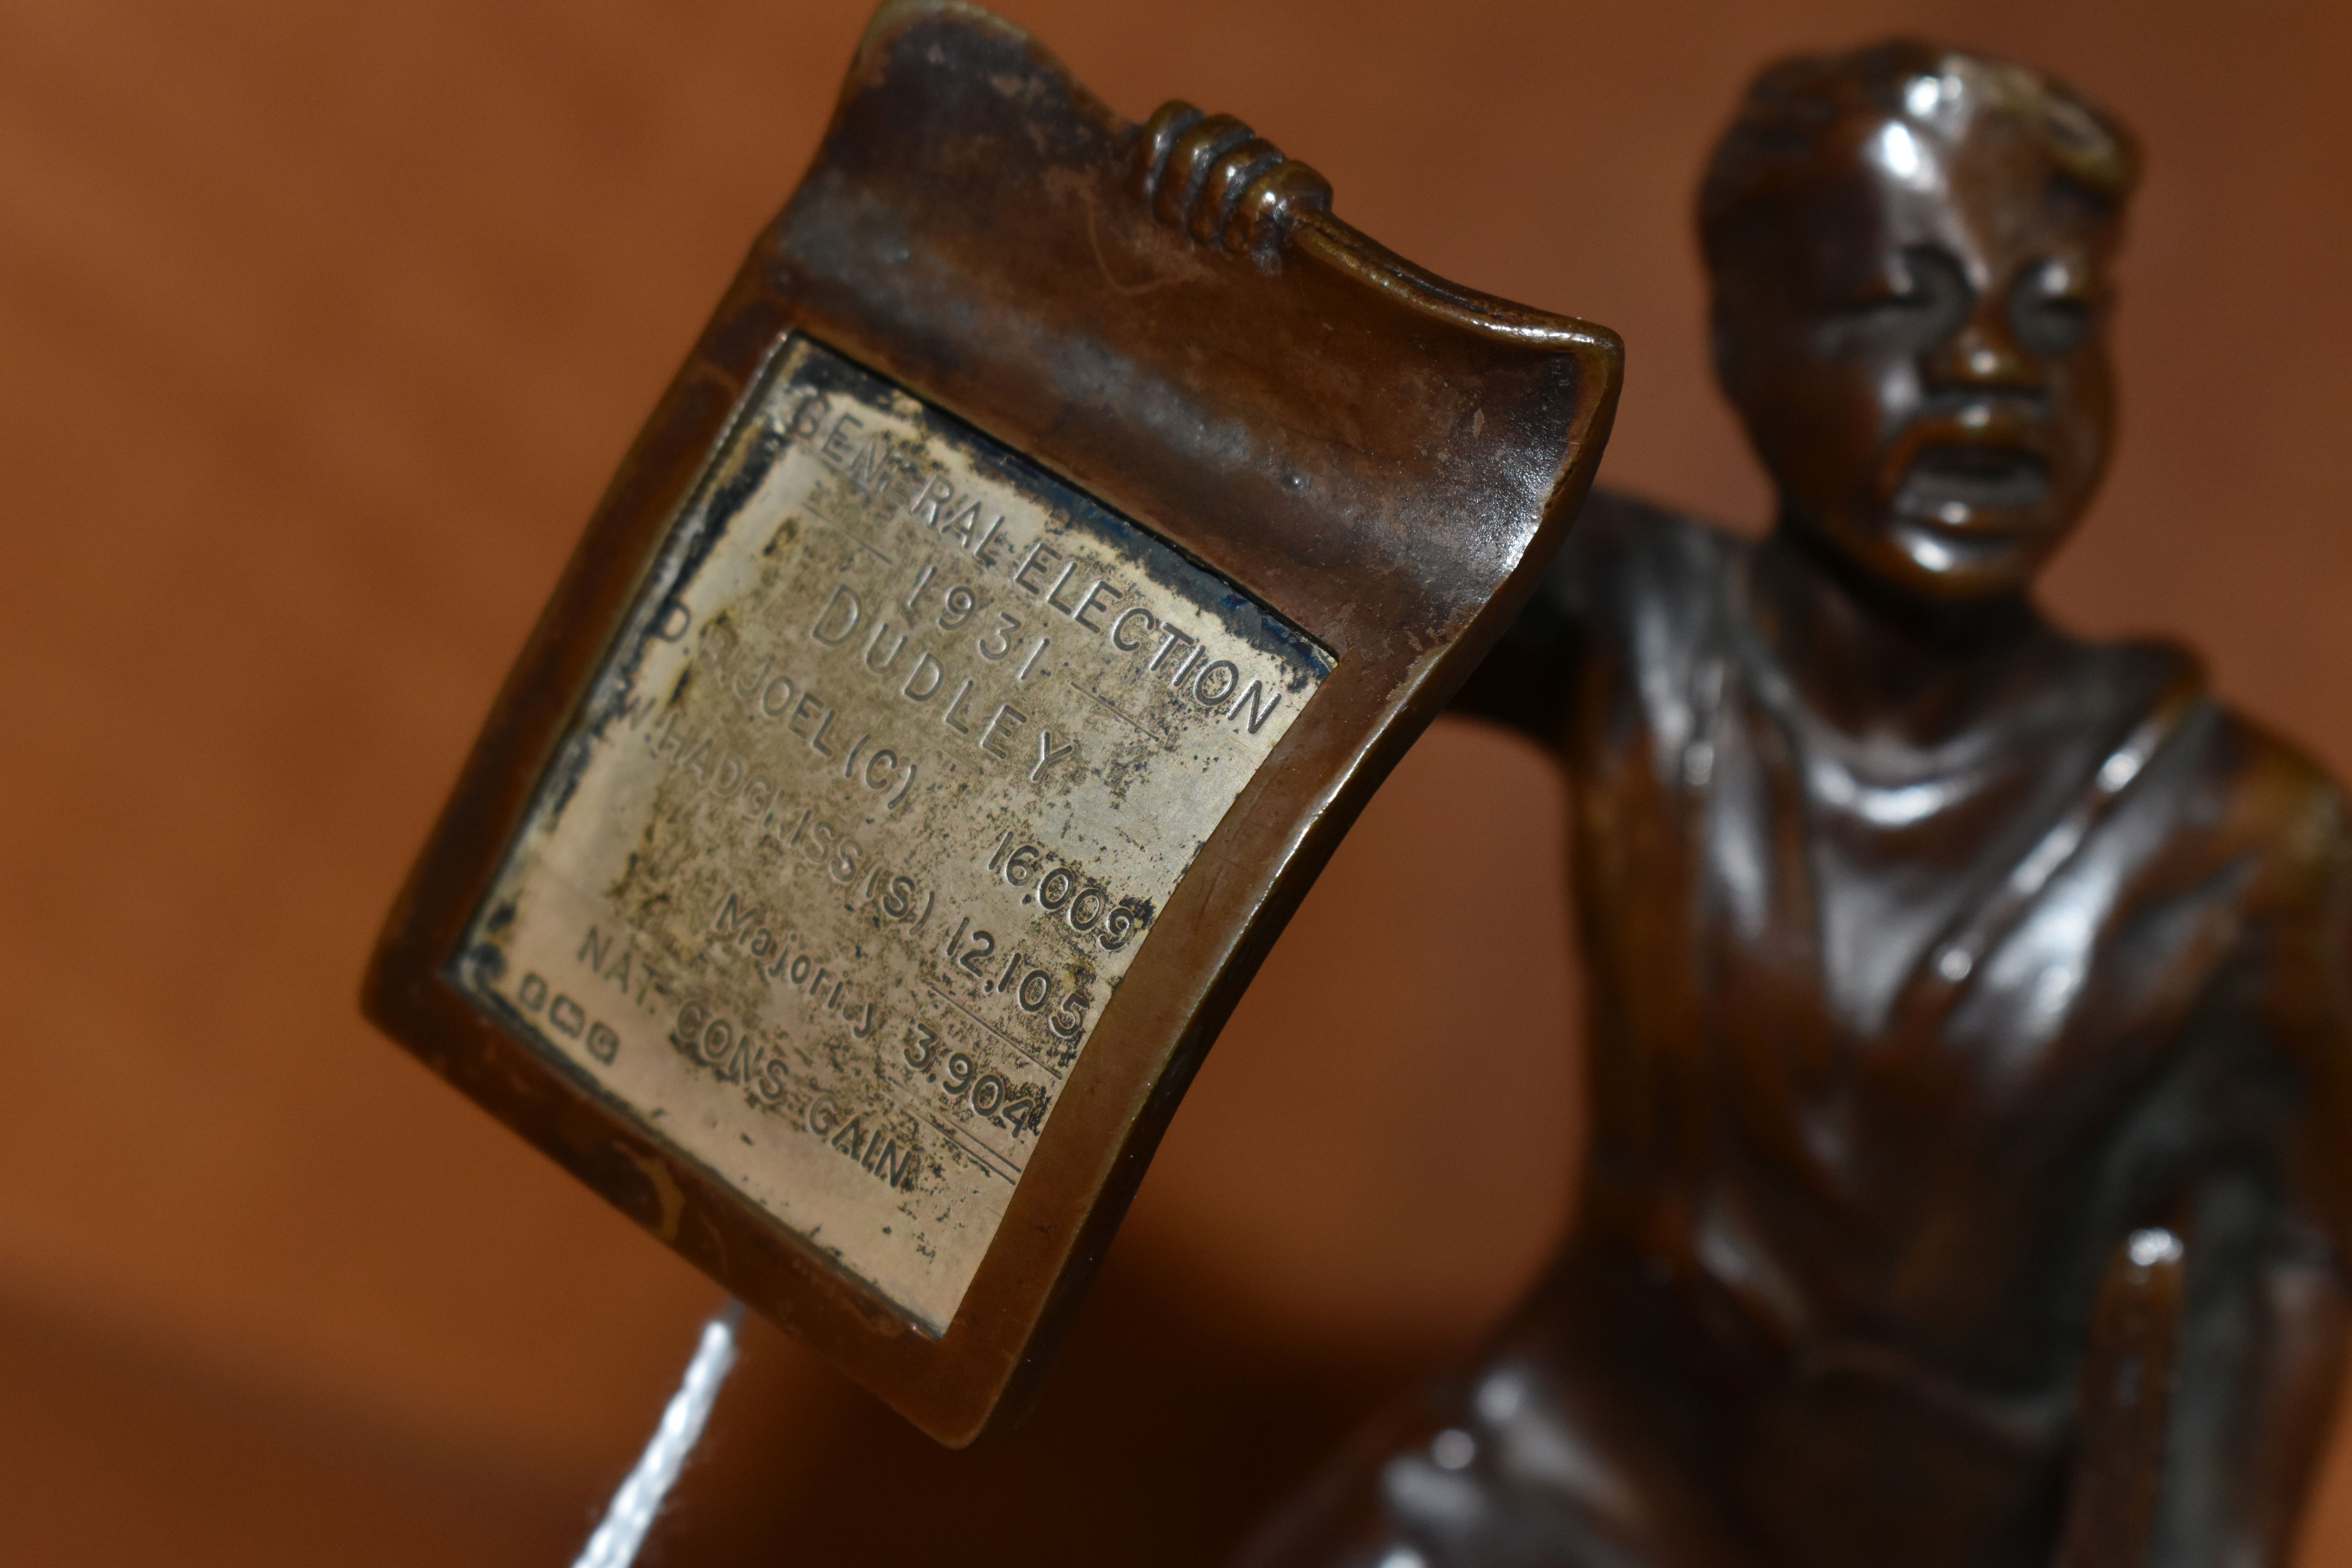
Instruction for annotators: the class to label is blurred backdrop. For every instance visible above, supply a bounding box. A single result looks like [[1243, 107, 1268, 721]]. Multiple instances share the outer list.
[[5, 0, 2351, 1562]]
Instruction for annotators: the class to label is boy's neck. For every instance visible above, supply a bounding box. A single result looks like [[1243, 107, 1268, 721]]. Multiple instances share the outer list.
[[1750, 515, 2069, 753]]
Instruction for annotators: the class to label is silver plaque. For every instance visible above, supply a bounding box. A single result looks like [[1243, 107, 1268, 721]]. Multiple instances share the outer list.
[[457, 337, 1330, 1333]]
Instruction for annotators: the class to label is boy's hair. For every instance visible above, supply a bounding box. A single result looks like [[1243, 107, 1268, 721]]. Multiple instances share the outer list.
[[1697, 38, 2140, 269]]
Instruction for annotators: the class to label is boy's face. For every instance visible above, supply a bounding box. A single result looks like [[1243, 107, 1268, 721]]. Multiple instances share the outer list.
[[1711, 105, 2124, 603]]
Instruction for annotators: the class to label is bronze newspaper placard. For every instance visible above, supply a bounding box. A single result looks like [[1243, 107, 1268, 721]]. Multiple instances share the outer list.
[[366, 0, 1618, 1443]]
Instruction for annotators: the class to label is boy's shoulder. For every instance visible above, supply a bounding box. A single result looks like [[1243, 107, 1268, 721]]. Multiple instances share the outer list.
[[1518, 486, 1746, 647]]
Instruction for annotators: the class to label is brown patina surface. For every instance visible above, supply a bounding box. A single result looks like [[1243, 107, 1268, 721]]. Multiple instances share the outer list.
[[1239, 39, 2352, 1568], [363, 0, 1617, 1445]]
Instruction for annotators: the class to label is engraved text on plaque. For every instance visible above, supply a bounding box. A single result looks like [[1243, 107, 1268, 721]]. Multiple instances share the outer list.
[[456, 338, 1331, 1333]]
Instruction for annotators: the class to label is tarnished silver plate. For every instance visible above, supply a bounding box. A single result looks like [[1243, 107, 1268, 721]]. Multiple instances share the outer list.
[[456, 336, 1330, 1333]]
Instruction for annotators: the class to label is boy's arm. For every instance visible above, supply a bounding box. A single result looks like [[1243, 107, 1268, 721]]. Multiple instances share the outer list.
[[2156, 768, 2352, 1566], [1446, 486, 1657, 745]]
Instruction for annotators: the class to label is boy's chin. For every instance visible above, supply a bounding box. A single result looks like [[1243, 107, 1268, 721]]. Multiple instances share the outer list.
[[1793, 515, 2052, 611]]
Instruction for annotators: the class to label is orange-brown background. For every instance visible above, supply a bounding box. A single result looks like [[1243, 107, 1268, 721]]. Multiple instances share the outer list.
[[5, 0, 2350, 1562]]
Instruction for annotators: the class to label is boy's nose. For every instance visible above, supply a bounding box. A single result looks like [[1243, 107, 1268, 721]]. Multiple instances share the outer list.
[[1924, 304, 2041, 392]]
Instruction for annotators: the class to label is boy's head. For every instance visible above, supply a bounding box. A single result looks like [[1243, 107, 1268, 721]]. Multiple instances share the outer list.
[[1701, 40, 2139, 602]]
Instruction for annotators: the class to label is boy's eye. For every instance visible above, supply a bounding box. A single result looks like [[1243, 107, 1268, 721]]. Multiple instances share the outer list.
[[2009, 265, 2097, 356], [1830, 246, 1971, 340]]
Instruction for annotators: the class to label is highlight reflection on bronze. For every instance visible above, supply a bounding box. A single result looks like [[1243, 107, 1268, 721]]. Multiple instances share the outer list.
[[1231, 40, 2352, 1568]]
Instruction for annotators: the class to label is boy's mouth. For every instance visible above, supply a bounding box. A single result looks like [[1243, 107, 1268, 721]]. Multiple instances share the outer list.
[[1893, 445, 2051, 521]]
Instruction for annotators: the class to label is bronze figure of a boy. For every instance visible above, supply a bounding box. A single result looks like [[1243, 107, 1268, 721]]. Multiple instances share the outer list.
[[1227, 39, 2352, 1568]]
